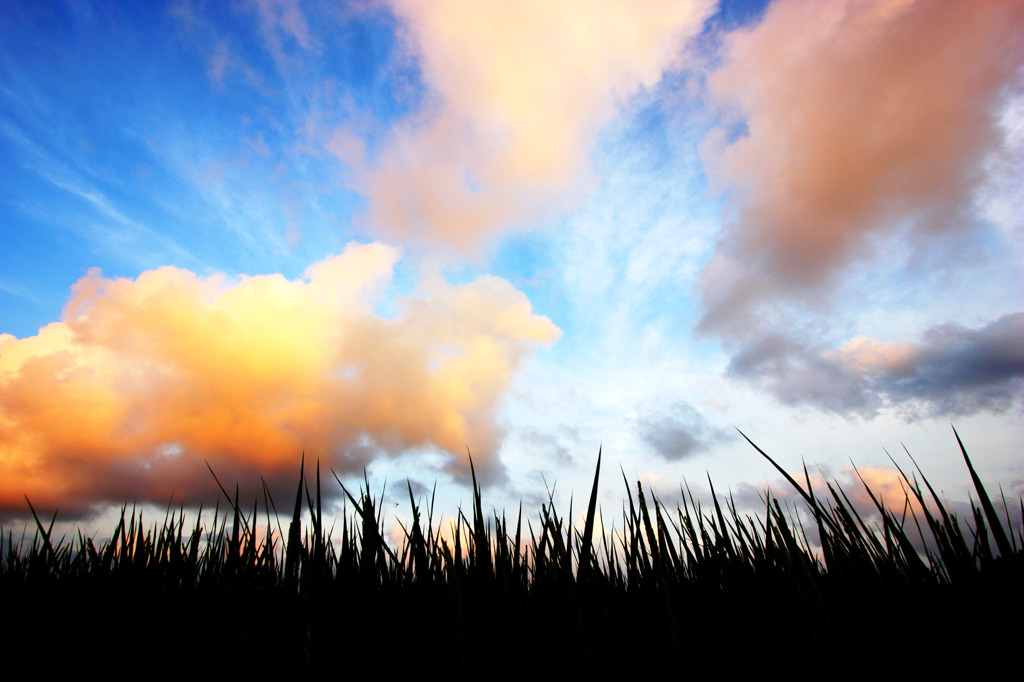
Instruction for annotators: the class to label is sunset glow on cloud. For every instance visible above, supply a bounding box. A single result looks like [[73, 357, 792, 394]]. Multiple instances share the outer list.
[[699, 0, 1023, 334], [0, 0, 1020, 524], [0, 243, 559, 513]]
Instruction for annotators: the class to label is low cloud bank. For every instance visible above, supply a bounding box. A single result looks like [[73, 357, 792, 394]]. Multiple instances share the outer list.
[[0, 242, 560, 517], [732, 461, 1024, 559]]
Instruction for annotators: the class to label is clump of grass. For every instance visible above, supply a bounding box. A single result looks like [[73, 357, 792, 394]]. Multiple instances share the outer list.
[[2, 429, 1020, 674]]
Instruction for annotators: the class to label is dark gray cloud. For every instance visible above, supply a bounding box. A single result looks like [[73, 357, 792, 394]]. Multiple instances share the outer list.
[[727, 333, 873, 413], [885, 314, 1024, 412], [728, 313, 1024, 417], [636, 401, 725, 461]]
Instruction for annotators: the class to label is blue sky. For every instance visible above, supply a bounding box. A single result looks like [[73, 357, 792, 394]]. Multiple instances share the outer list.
[[1, 0, 1022, 539]]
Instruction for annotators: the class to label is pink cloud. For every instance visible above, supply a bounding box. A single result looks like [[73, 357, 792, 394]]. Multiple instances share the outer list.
[[699, 0, 1024, 334], [358, 0, 716, 249]]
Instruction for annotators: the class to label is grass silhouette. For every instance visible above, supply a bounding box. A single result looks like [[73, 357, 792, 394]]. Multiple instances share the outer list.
[[2, 428, 1020, 675]]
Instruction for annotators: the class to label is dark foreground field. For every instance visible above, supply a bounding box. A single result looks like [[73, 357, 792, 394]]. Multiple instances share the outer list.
[[3, 431, 1021, 675]]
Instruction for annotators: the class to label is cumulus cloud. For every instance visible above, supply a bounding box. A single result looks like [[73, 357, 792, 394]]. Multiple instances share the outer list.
[[0, 242, 560, 516], [699, 0, 1024, 334], [635, 400, 724, 460], [356, 0, 716, 249], [728, 313, 1024, 417]]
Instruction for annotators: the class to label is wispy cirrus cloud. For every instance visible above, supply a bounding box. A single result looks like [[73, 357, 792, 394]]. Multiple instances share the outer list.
[[0, 242, 560, 517]]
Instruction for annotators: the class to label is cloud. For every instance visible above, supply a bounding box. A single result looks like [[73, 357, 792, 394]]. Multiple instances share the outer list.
[[171, 1, 267, 91], [733, 458, 1024, 560], [635, 400, 724, 460], [699, 0, 1024, 335], [727, 313, 1024, 417], [0, 242, 560, 517], [731, 464, 925, 555], [356, 0, 716, 250], [251, 0, 315, 69]]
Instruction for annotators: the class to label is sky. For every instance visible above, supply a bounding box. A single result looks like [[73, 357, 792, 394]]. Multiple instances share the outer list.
[[1, 0, 1022, 543]]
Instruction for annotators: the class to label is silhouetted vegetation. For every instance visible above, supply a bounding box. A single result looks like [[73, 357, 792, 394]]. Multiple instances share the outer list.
[[3, 429, 1020, 675]]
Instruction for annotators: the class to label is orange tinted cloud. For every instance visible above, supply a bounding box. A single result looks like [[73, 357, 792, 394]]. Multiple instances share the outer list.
[[839, 465, 925, 519], [699, 0, 1024, 333], [360, 0, 715, 249], [0, 243, 560, 516]]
